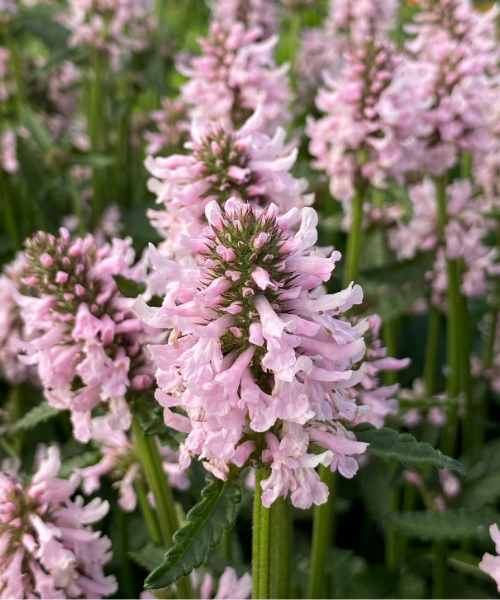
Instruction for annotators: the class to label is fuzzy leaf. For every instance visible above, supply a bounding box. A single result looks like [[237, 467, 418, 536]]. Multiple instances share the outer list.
[[388, 507, 499, 541], [145, 472, 243, 590], [129, 544, 167, 571], [353, 423, 464, 473], [13, 402, 60, 431], [58, 451, 102, 479], [113, 275, 146, 298]]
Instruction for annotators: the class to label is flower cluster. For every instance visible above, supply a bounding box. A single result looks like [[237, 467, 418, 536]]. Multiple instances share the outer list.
[[389, 178, 500, 308], [179, 21, 291, 134], [0, 253, 36, 384], [77, 415, 189, 512], [0, 446, 116, 599], [13, 228, 163, 442], [404, 0, 500, 174], [58, 0, 155, 70], [144, 98, 190, 155], [146, 107, 312, 259], [137, 199, 370, 509], [211, 0, 277, 40], [353, 314, 410, 428]]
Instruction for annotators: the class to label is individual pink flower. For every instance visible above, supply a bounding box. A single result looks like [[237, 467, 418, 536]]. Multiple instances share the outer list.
[[137, 200, 370, 509], [0, 446, 117, 599], [14, 229, 163, 442], [76, 416, 189, 511], [179, 21, 291, 134], [200, 567, 252, 599], [480, 524, 500, 592], [146, 107, 312, 260]]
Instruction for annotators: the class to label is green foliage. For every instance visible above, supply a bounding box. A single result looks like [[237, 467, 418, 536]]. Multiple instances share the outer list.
[[13, 401, 60, 431], [129, 544, 167, 572], [142, 406, 187, 451], [389, 507, 500, 541], [145, 472, 243, 590], [58, 451, 102, 479], [353, 423, 464, 472], [113, 275, 147, 298], [459, 439, 500, 506]]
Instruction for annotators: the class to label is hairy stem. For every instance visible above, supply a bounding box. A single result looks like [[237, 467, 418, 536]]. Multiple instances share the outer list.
[[269, 497, 291, 599], [433, 541, 447, 599], [134, 479, 162, 547], [309, 466, 336, 598], [253, 468, 271, 600]]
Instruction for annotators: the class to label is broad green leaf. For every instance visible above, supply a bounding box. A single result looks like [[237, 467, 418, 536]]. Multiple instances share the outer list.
[[145, 472, 243, 590], [353, 423, 464, 473], [360, 251, 435, 285], [113, 275, 146, 298], [19, 14, 69, 51], [13, 402, 60, 431], [58, 451, 102, 479], [129, 543, 167, 571], [389, 507, 499, 541]]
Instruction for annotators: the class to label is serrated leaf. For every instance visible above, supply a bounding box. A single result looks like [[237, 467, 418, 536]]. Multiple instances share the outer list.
[[388, 507, 499, 541], [145, 472, 243, 590], [113, 275, 146, 298], [129, 543, 167, 571], [353, 423, 464, 473], [58, 451, 101, 479], [13, 402, 60, 431]]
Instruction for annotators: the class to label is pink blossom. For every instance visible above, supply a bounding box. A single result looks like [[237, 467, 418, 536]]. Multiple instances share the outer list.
[[179, 21, 291, 134], [146, 109, 312, 260], [138, 201, 371, 509], [0, 446, 116, 599], [13, 229, 163, 442], [200, 567, 252, 599], [211, 0, 277, 40], [480, 524, 500, 592]]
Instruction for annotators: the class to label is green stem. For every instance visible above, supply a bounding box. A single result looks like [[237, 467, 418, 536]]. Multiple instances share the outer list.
[[423, 307, 441, 397], [89, 49, 104, 229], [383, 320, 398, 386], [131, 416, 194, 599], [0, 171, 20, 249], [435, 175, 460, 458], [385, 460, 400, 574], [433, 541, 447, 599], [116, 508, 135, 599], [253, 468, 271, 600], [309, 466, 336, 599], [343, 186, 365, 288], [269, 497, 291, 599], [134, 479, 162, 547], [288, 12, 301, 90], [68, 171, 86, 237], [221, 530, 232, 560], [458, 283, 473, 452]]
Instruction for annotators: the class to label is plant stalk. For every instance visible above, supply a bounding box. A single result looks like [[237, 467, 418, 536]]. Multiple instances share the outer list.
[[131, 416, 194, 599], [343, 185, 365, 288], [309, 466, 336, 599], [134, 479, 162, 547], [269, 497, 291, 599], [253, 468, 271, 600], [433, 541, 447, 599], [423, 306, 441, 397]]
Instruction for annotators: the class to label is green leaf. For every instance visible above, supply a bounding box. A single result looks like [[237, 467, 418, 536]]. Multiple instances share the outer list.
[[58, 451, 102, 479], [129, 543, 167, 571], [113, 275, 146, 298], [388, 507, 499, 541], [13, 402, 60, 431], [353, 423, 464, 473], [143, 406, 187, 451], [69, 153, 116, 168], [145, 472, 243, 590], [448, 551, 493, 581], [21, 106, 54, 153]]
